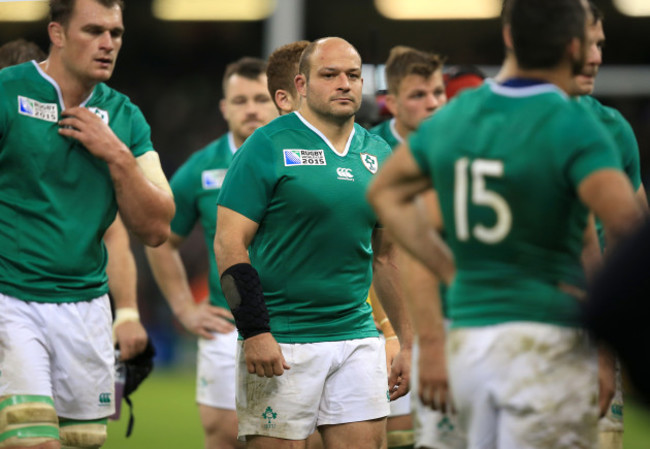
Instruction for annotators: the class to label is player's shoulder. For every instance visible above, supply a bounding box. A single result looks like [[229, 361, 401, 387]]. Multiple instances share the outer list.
[[580, 95, 628, 126], [369, 119, 389, 136], [0, 61, 34, 82]]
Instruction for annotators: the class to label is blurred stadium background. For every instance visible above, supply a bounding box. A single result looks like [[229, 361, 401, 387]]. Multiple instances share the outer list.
[[2, 0, 650, 446]]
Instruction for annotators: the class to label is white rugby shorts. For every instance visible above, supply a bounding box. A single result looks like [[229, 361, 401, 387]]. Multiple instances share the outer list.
[[0, 293, 114, 419]]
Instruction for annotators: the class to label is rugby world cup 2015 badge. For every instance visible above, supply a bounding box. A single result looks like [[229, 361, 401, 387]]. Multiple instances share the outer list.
[[361, 153, 378, 174], [17, 96, 58, 122], [202, 169, 227, 189], [283, 149, 326, 166]]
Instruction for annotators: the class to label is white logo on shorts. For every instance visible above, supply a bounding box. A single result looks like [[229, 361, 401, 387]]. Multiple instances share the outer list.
[[336, 167, 354, 181]]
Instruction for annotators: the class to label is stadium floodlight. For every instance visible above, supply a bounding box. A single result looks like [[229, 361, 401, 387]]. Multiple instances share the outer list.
[[153, 0, 277, 21], [0, 0, 48, 22], [374, 0, 501, 20], [614, 0, 650, 16]]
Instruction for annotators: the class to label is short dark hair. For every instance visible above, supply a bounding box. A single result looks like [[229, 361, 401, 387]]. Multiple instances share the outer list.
[[384, 46, 445, 95], [510, 0, 586, 70], [0, 39, 46, 70], [588, 0, 604, 24], [267, 41, 310, 103], [50, 0, 125, 26], [222, 57, 268, 95]]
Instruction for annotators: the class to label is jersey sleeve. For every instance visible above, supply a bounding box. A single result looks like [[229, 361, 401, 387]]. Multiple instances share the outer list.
[[169, 156, 199, 237], [614, 112, 642, 191], [127, 103, 156, 158], [560, 110, 622, 189], [217, 130, 277, 223]]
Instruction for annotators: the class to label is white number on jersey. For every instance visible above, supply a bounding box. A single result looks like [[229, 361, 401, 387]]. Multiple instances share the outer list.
[[454, 158, 512, 244]]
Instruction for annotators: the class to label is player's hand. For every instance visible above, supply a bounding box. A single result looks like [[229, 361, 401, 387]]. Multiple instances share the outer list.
[[115, 320, 148, 361], [58, 107, 126, 162], [388, 346, 411, 401], [243, 332, 290, 378], [384, 337, 400, 376], [418, 336, 453, 413], [598, 347, 616, 418], [176, 300, 236, 339]]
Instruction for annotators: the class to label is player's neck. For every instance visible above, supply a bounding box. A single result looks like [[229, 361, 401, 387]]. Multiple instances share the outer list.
[[299, 106, 355, 155], [40, 56, 96, 108], [512, 65, 573, 95], [393, 120, 411, 142]]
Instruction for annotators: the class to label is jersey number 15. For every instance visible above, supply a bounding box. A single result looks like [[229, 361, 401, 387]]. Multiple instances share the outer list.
[[454, 158, 512, 244]]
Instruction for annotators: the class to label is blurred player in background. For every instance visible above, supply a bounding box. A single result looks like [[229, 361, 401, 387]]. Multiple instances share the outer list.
[[267, 40, 310, 115], [369, 45, 454, 449], [0, 0, 175, 448], [368, 0, 645, 447], [145, 57, 277, 449]]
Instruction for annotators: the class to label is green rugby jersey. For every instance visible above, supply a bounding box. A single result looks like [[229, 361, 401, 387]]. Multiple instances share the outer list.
[[578, 95, 643, 250], [0, 62, 155, 303], [218, 112, 391, 343], [369, 118, 401, 149], [170, 133, 237, 309], [409, 80, 621, 328]]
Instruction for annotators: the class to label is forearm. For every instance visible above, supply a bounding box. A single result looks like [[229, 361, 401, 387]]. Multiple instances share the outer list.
[[373, 245, 413, 349], [109, 149, 174, 247], [105, 215, 138, 310], [399, 250, 445, 343], [144, 242, 195, 317]]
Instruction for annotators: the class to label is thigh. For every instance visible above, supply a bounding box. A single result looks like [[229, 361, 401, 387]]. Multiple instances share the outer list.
[[197, 329, 238, 410], [49, 296, 115, 420], [0, 293, 53, 397], [236, 341, 330, 441], [446, 328, 499, 449], [318, 338, 390, 427], [319, 418, 386, 449], [494, 324, 599, 449], [598, 358, 624, 449]]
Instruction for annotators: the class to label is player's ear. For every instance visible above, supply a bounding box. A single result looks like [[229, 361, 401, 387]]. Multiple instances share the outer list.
[[385, 94, 398, 117], [295, 74, 307, 97], [219, 98, 227, 118], [274, 90, 293, 114], [502, 24, 514, 52], [48, 22, 65, 48]]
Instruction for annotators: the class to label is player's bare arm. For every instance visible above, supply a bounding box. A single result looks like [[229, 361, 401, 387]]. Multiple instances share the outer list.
[[145, 232, 235, 339], [398, 189, 452, 412], [58, 107, 174, 247], [368, 143, 455, 285], [105, 213, 148, 361], [578, 169, 645, 249], [371, 228, 413, 401], [215, 205, 290, 378]]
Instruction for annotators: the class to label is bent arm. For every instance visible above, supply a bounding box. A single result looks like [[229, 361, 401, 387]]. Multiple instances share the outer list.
[[214, 206, 259, 275], [578, 169, 645, 249], [110, 151, 175, 247], [367, 144, 454, 284]]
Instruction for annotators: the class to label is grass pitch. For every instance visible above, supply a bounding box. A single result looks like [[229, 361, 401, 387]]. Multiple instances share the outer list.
[[104, 368, 650, 448]]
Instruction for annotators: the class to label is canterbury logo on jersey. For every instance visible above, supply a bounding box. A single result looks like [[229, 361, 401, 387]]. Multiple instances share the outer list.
[[283, 149, 326, 166], [336, 167, 354, 181], [202, 169, 227, 189], [17, 96, 58, 122]]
